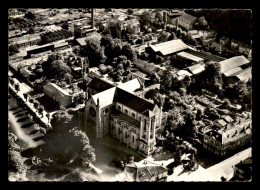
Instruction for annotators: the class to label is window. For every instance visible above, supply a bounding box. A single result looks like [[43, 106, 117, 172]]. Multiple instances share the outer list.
[[105, 108, 108, 113], [132, 136, 135, 143], [125, 109, 128, 114], [125, 131, 128, 139], [89, 107, 96, 117], [144, 119, 147, 131], [117, 105, 121, 110], [132, 113, 135, 118]]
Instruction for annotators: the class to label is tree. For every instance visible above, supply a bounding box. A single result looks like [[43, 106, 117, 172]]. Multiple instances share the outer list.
[[33, 101, 39, 110], [50, 110, 73, 132], [28, 27, 35, 34], [50, 60, 71, 80], [139, 11, 152, 27], [46, 113, 50, 122], [9, 44, 19, 56], [127, 8, 134, 15], [64, 73, 73, 84], [38, 106, 44, 117], [24, 11, 35, 20], [10, 78, 14, 86], [61, 22, 69, 30], [23, 93, 28, 102], [68, 128, 96, 169], [14, 83, 20, 93], [180, 110, 197, 140]]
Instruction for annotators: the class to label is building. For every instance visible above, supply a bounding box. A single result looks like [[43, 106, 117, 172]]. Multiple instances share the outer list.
[[203, 118, 252, 157], [43, 83, 73, 107], [187, 30, 201, 40], [146, 39, 189, 58], [9, 34, 41, 48], [230, 39, 241, 50], [219, 36, 230, 46], [177, 13, 197, 31], [176, 51, 204, 68], [226, 67, 252, 83], [239, 43, 252, 57], [85, 77, 163, 156], [219, 56, 250, 74], [185, 63, 205, 75], [124, 160, 168, 181], [183, 48, 225, 62]]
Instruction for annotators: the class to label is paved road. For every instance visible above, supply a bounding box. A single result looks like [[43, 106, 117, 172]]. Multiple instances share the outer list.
[[171, 147, 252, 182]]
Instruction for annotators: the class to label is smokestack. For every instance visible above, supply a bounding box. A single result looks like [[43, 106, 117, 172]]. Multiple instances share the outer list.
[[164, 11, 167, 30], [91, 8, 94, 29]]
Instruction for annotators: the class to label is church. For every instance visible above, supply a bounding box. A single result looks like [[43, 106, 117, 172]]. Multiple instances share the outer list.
[[85, 77, 163, 156]]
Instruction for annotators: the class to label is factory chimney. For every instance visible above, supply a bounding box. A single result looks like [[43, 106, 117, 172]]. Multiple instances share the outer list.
[[91, 8, 94, 29]]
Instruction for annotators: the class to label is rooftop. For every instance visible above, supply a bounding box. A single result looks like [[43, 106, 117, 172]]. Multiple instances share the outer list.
[[111, 108, 140, 128], [185, 63, 205, 75], [219, 56, 250, 73], [150, 39, 188, 56], [87, 77, 115, 93], [177, 51, 204, 62], [178, 13, 197, 23], [183, 48, 225, 62], [229, 67, 252, 82]]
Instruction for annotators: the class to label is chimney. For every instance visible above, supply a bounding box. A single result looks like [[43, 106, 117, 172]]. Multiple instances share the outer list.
[[91, 8, 94, 29], [164, 11, 167, 30]]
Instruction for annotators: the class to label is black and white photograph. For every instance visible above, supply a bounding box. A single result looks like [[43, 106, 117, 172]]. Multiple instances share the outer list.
[[8, 8, 252, 182]]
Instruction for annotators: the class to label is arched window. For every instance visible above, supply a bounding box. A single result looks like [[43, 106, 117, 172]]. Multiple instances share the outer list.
[[125, 109, 128, 114], [117, 105, 121, 110], [89, 107, 96, 117], [132, 113, 135, 118]]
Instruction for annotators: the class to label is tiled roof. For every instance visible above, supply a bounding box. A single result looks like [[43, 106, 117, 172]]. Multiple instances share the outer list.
[[177, 52, 204, 62], [186, 63, 205, 75], [230, 67, 252, 82], [43, 82, 71, 97], [219, 56, 250, 73], [150, 39, 188, 56], [178, 13, 197, 23], [92, 87, 116, 108], [223, 67, 243, 77], [184, 48, 225, 62], [115, 88, 156, 114], [117, 78, 141, 93], [87, 77, 115, 93]]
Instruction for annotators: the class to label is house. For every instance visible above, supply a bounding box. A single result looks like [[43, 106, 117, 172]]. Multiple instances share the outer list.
[[219, 56, 250, 74], [230, 39, 241, 50], [130, 71, 150, 85], [187, 30, 201, 40], [176, 69, 192, 80], [231, 157, 252, 181], [85, 77, 163, 156], [124, 160, 168, 181], [43, 83, 73, 107], [239, 43, 251, 57], [185, 63, 205, 75], [176, 52, 204, 64], [177, 13, 197, 31], [210, 42, 224, 53], [219, 36, 230, 46], [203, 118, 252, 157]]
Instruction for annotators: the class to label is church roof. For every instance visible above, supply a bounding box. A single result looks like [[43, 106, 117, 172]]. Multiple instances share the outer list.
[[87, 77, 115, 93]]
